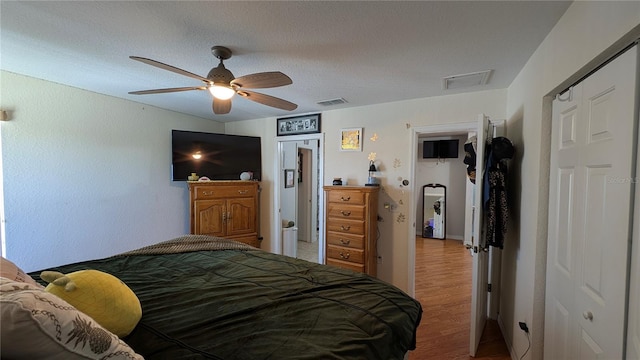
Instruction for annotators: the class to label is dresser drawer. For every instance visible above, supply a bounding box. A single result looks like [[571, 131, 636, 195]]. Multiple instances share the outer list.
[[326, 232, 365, 249], [327, 204, 365, 220], [193, 184, 256, 199], [326, 258, 365, 273], [327, 245, 364, 264], [326, 219, 365, 235], [327, 190, 365, 205]]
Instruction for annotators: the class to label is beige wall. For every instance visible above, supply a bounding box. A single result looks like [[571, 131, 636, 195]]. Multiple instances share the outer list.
[[227, 88, 507, 288], [503, 2, 640, 359], [3, 3, 638, 357], [0, 71, 223, 271]]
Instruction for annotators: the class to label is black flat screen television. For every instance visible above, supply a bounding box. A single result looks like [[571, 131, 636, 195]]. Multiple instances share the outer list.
[[172, 130, 262, 181], [422, 139, 459, 159], [423, 141, 440, 159]]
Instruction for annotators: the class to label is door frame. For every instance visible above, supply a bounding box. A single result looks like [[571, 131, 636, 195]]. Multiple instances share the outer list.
[[408, 121, 477, 295], [274, 133, 325, 262], [408, 119, 498, 356]]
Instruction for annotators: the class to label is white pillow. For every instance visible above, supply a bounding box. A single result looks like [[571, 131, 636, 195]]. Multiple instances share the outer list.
[[0, 277, 144, 359], [0, 257, 43, 288]]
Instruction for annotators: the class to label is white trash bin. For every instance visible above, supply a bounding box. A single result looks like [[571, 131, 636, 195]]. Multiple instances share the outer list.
[[282, 227, 298, 258]]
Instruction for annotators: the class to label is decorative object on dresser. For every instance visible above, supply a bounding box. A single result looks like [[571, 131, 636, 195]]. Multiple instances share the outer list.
[[189, 181, 260, 248], [324, 186, 379, 276]]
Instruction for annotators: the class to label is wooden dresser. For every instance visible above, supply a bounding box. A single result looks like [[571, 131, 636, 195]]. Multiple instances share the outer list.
[[324, 186, 379, 276], [189, 181, 260, 248]]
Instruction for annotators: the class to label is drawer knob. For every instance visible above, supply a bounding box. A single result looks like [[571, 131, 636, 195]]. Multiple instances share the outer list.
[[341, 210, 351, 216], [340, 225, 351, 231], [202, 191, 215, 196], [583, 311, 593, 321], [340, 239, 350, 245], [340, 196, 351, 201], [339, 252, 350, 259], [238, 190, 248, 194]]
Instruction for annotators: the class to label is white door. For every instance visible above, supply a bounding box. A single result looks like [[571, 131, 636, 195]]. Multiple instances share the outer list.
[[629, 150, 640, 359], [470, 113, 489, 356], [545, 46, 637, 359]]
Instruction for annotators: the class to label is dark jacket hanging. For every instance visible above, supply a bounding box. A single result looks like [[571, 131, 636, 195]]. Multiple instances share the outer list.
[[484, 137, 514, 249]]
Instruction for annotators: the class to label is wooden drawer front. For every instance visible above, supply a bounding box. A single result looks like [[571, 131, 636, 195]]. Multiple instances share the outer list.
[[327, 190, 365, 205], [326, 219, 365, 235], [327, 204, 365, 220], [327, 245, 364, 264], [326, 258, 365, 273], [194, 184, 256, 199], [326, 232, 364, 250]]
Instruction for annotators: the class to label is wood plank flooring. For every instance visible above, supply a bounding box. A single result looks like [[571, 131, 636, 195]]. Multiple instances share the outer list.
[[409, 237, 511, 359]]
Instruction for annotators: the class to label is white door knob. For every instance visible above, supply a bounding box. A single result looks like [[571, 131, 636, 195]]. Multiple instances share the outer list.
[[583, 311, 593, 321]]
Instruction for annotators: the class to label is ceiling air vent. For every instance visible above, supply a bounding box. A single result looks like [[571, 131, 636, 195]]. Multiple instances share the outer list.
[[317, 98, 348, 106], [442, 70, 493, 90]]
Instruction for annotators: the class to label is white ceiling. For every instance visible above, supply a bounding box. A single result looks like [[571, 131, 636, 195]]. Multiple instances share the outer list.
[[0, 1, 571, 123]]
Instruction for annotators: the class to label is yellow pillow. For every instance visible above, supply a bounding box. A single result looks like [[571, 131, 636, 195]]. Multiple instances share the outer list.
[[42, 270, 142, 338]]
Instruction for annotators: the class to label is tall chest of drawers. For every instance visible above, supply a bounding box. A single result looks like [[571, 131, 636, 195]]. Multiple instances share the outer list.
[[324, 186, 379, 276]]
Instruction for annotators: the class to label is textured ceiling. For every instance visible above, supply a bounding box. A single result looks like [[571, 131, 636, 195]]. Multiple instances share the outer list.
[[0, 1, 571, 122]]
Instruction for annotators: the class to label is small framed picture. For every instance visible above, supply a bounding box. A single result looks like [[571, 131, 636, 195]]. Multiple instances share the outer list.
[[277, 113, 321, 136], [284, 169, 295, 188], [340, 128, 363, 152]]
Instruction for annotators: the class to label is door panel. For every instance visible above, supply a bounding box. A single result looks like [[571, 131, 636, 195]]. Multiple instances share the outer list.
[[546, 45, 637, 359], [195, 199, 226, 236], [547, 87, 582, 358], [555, 168, 574, 275], [469, 114, 489, 357], [629, 131, 640, 358], [227, 197, 257, 236], [551, 301, 571, 360]]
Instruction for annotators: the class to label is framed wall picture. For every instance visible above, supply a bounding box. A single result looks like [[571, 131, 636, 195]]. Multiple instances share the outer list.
[[284, 169, 295, 188], [277, 113, 321, 136], [340, 128, 363, 152]]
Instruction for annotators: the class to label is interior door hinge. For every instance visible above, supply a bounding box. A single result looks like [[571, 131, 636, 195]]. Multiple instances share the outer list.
[[487, 284, 492, 292]]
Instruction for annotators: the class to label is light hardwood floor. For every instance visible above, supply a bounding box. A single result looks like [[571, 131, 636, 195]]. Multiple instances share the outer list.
[[409, 237, 511, 360]]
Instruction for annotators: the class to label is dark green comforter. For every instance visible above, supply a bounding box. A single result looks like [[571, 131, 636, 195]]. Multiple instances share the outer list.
[[32, 237, 422, 359]]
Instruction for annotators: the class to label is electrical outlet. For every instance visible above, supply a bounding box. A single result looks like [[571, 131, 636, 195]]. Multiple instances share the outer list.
[[377, 256, 383, 264], [518, 321, 529, 333]]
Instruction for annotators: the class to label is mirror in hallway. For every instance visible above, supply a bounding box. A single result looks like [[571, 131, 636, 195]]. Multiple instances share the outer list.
[[422, 183, 446, 239]]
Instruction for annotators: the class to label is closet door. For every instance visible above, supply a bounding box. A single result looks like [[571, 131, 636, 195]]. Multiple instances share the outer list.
[[545, 46, 638, 359]]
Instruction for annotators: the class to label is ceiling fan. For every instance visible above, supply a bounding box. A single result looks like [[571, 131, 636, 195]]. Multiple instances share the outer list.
[[128, 46, 297, 115]]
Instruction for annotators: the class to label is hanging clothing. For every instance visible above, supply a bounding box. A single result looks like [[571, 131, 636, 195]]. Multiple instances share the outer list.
[[463, 136, 477, 184], [484, 137, 514, 249]]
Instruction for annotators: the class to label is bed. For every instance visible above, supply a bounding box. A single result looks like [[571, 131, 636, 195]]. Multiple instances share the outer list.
[[19, 235, 422, 359]]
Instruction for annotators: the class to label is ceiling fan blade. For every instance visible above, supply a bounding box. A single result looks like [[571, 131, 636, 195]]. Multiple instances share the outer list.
[[129, 86, 208, 95], [231, 72, 292, 89], [239, 90, 298, 111], [130, 56, 210, 83], [213, 98, 232, 115]]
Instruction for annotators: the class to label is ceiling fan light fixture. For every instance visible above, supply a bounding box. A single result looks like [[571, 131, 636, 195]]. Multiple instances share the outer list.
[[209, 85, 235, 100]]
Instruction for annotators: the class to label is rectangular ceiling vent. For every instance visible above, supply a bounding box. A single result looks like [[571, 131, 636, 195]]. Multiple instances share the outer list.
[[442, 70, 493, 90], [317, 98, 348, 106]]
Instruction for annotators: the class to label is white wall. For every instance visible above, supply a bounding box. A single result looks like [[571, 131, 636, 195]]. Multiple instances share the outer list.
[[0, 71, 224, 272], [229, 89, 507, 288], [415, 135, 468, 239], [502, 3, 640, 359]]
